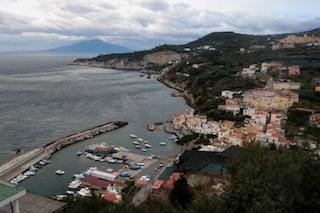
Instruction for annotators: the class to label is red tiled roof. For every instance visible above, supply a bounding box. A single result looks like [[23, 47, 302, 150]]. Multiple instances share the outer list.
[[151, 180, 165, 189], [296, 108, 316, 113], [162, 179, 175, 190], [174, 113, 182, 118], [103, 193, 117, 201], [83, 176, 111, 188]]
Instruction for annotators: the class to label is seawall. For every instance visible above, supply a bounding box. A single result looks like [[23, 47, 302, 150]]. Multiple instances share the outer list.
[[0, 121, 128, 182]]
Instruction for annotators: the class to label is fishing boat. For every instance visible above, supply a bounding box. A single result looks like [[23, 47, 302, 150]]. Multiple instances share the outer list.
[[145, 144, 152, 148], [129, 134, 137, 138], [133, 141, 140, 145], [159, 142, 167, 146], [142, 149, 147, 152], [55, 169, 65, 175], [137, 138, 144, 142], [135, 145, 141, 149]]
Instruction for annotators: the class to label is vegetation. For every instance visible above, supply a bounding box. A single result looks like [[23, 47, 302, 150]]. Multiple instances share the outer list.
[[64, 146, 320, 212]]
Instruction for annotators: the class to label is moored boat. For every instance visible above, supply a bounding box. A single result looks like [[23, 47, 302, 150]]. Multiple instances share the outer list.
[[55, 169, 65, 175], [133, 141, 140, 145], [145, 144, 151, 148], [142, 149, 147, 152], [159, 142, 167, 146], [130, 134, 137, 138]]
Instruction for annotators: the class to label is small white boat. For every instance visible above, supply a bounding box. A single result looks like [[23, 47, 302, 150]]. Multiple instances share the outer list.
[[159, 142, 167, 146], [55, 169, 65, 175], [133, 141, 140, 145], [145, 144, 152, 148], [137, 138, 144, 142], [66, 190, 75, 195], [142, 149, 147, 152], [106, 168, 114, 173], [130, 134, 137, 138], [135, 145, 141, 149], [144, 140, 149, 143]]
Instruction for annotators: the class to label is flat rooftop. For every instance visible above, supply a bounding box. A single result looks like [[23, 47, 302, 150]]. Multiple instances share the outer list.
[[0, 192, 67, 213]]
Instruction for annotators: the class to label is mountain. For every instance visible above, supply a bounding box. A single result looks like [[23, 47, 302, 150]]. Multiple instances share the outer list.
[[42, 39, 131, 54]]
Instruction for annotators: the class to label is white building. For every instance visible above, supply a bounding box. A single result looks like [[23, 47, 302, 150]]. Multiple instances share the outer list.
[[91, 170, 117, 182]]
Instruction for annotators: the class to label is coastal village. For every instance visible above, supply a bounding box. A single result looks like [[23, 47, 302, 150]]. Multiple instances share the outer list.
[[1, 32, 320, 212], [170, 62, 319, 150]]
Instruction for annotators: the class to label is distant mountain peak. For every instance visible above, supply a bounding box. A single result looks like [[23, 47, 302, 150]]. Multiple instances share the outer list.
[[43, 39, 131, 54]]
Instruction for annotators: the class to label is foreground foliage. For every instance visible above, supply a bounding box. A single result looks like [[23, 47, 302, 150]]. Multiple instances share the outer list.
[[65, 146, 320, 212]]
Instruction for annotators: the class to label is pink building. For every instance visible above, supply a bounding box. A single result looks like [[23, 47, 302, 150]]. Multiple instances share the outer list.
[[288, 66, 300, 76]]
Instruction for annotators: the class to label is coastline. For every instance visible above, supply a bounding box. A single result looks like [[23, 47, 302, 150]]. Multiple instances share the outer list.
[[156, 77, 195, 109]]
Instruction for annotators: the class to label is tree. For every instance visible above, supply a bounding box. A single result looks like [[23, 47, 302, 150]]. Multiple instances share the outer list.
[[222, 145, 320, 213], [169, 176, 194, 210]]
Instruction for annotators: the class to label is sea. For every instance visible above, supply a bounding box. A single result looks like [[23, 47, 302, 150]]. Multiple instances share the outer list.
[[0, 53, 190, 197]]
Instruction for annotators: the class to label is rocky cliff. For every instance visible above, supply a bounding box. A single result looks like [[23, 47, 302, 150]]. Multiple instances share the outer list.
[[71, 50, 184, 70]]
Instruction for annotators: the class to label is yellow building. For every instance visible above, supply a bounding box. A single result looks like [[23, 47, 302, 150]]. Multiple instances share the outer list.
[[243, 88, 299, 111]]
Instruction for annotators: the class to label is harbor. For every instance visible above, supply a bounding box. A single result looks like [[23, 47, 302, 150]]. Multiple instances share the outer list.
[[0, 121, 128, 182]]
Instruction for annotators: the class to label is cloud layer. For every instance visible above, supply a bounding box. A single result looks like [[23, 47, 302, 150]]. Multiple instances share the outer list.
[[0, 0, 319, 51]]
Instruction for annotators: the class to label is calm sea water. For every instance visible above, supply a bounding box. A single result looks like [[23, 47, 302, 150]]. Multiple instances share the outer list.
[[0, 54, 189, 197]]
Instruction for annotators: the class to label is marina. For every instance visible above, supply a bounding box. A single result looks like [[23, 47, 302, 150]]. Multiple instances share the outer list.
[[0, 121, 128, 182], [0, 55, 190, 198]]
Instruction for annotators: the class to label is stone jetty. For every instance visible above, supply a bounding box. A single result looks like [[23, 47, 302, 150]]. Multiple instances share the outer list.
[[0, 121, 128, 181]]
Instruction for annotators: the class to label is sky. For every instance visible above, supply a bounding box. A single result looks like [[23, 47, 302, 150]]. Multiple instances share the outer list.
[[0, 0, 319, 52]]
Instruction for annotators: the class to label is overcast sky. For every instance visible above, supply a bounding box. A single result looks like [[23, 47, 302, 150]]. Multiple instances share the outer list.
[[1, 0, 319, 52]]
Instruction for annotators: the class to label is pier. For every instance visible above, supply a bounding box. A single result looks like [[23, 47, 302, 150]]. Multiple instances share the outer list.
[[0, 121, 128, 182]]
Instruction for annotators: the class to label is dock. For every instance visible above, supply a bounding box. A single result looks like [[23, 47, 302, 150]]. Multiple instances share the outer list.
[[0, 121, 128, 182]]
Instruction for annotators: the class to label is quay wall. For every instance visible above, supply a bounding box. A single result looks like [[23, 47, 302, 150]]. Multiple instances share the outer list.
[[0, 121, 128, 182], [44, 121, 128, 154]]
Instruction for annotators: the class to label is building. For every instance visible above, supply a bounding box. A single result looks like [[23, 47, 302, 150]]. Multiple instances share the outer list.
[[225, 98, 241, 115], [309, 113, 320, 128], [173, 113, 186, 129], [273, 81, 301, 90], [288, 66, 300, 76], [243, 88, 299, 111], [91, 170, 117, 182], [0, 180, 26, 213]]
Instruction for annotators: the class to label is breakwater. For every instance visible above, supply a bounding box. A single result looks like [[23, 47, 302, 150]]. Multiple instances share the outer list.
[[44, 121, 128, 154], [0, 121, 128, 181]]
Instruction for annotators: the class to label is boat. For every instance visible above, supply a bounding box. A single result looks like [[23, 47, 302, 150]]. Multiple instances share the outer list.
[[133, 141, 140, 145], [142, 149, 147, 152], [120, 172, 132, 177], [106, 168, 114, 173], [66, 190, 75, 195], [55, 169, 65, 175], [168, 135, 178, 140], [76, 150, 85, 156], [130, 134, 137, 138], [137, 138, 144, 142], [77, 187, 92, 197], [159, 142, 167, 146], [145, 144, 151, 148], [53, 194, 67, 201], [69, 180, 82, 189], [144, 140, 149, 143], [135, 145, 141, 149]]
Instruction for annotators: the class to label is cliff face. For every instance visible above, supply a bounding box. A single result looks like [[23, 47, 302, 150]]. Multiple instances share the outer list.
[[72, 50, 183, 70]]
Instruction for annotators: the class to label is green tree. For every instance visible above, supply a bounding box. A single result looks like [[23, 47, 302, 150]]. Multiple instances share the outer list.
[[223, 145, 320, 213], [169, 176, 194, 210]]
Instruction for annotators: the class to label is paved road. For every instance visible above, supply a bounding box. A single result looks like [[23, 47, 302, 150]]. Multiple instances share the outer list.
[[0, 148, 49, 181]]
